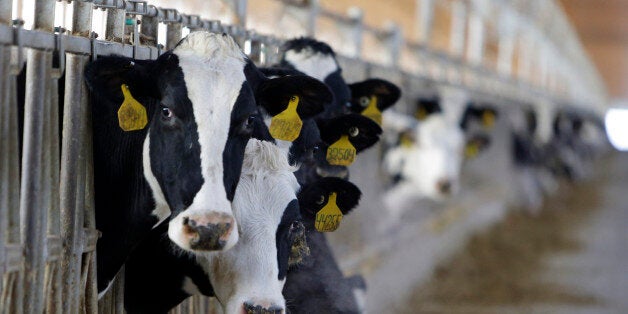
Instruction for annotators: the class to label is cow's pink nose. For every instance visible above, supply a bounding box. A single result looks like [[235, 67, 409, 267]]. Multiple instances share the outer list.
[[182, 213, 235, 251]]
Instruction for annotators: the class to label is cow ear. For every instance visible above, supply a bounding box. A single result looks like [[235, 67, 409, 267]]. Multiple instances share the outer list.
[[256, 75, 332, 119], [464, 133, 491, 159], [348, 78, 401, 114], [317, 114, 383, 153], [84, 55, 157, 105], [297, 178, 361, 221]]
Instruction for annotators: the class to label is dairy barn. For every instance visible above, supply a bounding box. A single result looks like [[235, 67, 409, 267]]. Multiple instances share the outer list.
[[0, 0, 626, 313]]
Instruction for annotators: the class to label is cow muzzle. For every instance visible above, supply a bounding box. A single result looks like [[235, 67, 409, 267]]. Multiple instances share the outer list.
[[169, 212, 238, 251]]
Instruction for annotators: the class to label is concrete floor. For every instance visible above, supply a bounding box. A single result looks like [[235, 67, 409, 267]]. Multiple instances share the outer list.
[[401, 153, 628, 314]]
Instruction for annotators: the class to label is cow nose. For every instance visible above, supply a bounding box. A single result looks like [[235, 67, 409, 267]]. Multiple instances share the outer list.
[[437, 179, 452, 195], [182, 213, 235, 251], [243, 302, 284, 314]]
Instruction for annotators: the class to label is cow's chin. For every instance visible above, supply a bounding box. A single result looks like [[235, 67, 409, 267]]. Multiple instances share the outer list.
[[167, 210, 239, 253]]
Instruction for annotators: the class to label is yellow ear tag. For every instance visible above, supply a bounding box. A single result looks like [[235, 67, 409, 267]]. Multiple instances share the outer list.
[[269, 95, 302, 142], [415, 107, 428, 121], [118, 84, 148, 132], [326, 135, 356, 166], [361, 95, 382, 125], [465, 142, 479, 159], [482, 111, 495, 128], [315, 192, 343, 232]]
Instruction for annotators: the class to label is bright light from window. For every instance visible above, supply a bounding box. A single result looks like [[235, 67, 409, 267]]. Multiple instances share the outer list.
[[605, 107, 628, 151]]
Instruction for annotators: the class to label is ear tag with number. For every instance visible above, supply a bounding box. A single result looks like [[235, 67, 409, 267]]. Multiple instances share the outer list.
[[269, 95, 302, 142], [482, 111, 495, 128], [361, 95, 382, 125], [326, 135, 356, 166], [465, 142, 479, 159], [315, 192, 343, 232], [118, 84, 148, 132]]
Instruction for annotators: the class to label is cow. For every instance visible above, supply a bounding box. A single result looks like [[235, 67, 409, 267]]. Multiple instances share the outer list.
[[277, 37, 401, 123], [283, 177, 364, 314], [381, 96, 493, 220], [84, 31, 331, 295]]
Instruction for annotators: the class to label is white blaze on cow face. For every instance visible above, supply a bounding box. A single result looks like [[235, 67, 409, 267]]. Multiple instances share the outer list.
[[160, 32, 247, 252], [284, 48, 338, 82], [198, 140, 299, 314]]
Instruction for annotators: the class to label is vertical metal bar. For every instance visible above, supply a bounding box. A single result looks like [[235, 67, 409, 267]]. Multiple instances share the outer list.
[[0, 0, 11, 24], [33, 0, 56, 32], [233, 0, 247, 28], [449, 0, 466, 57], [416, 0, 434, 44], [106, 7, 126, 42], [141, 14, 159, 46], [0, 45, 9, 310], [166, 23, 182, 50], [497, 9, 515, 76], [306, 0, 320, 37], [60, 54, 90, 314], [348, 7, 364, 58], [72, 0, 93, 36], [20, 48, 52, 314], [248, 33, 262, 64], [466, 5, 484, 65]]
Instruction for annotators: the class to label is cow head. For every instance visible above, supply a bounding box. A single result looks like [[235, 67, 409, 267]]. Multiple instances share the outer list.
[[198, 139, 306, 314], [346, 78, 401, 125], [294, 114, 382, 184], [297, 177, 362, 232], [279, 37, 351, 118]]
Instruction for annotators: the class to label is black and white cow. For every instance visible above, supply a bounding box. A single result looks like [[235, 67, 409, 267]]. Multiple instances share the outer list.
[[283, 177, 364, 314], [85, 31, 330, 295], [382, 96, 493, 217]]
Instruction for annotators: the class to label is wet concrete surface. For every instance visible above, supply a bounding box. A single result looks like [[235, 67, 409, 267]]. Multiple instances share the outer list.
[[399, 153, 628, 314]]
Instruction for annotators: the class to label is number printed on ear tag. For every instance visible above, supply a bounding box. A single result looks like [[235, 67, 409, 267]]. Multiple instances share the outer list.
[[315, 192, 343, 232], [326, 135, 356, 166], [269, 95, 302, 142], [361, 95, 382, 125], [118, 84, 148, 132]]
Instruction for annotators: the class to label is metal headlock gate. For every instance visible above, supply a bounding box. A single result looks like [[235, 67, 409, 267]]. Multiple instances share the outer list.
[[0, 0, 606, 313]]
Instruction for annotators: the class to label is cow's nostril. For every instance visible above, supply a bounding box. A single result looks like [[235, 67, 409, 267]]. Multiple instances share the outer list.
[[182, 217, 189, 226], [437, 179, 452, 194], [185, 213, 235, 251]]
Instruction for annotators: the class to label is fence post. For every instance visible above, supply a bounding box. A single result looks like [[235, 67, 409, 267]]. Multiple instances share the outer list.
[[106, 4, 126, 42], [382, 22, 402, 68], [20, 1, 55, 313], [163, 9, 182, 50]]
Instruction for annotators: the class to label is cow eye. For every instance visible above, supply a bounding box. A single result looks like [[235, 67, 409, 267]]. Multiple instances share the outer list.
[[316, 195, 325, 205], [245, 115, 256, 128], [359, 96, 369, 107], [161, 107, 173, 119], [348, 126, 359, 137], [312, 145, 320, 153]]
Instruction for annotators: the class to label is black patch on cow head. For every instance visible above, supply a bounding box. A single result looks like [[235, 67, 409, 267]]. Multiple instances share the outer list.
[[347, 78, 401, 114], [280, 37, 337, 56], [275, 199, 307, 280], [317, 114, 383, 153], [297, 177, 361, 227], [415, 97, 442, 120], [459, 103, 499, 130], [255, 74, 331, 119]]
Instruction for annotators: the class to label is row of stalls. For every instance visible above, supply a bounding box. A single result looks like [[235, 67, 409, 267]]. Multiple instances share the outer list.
[[0, 0, 609, 312]]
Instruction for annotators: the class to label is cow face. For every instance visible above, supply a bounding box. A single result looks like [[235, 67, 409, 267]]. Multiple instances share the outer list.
[[297, 177, 362, 229], [294, 114, 382, 185], [279, 38, 351, 118], [85, 32, 308, 254], [346, 78, 401, 125], [198, 140, 305, 314]]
